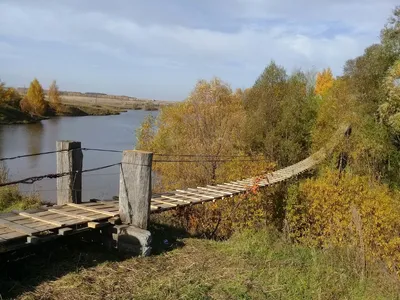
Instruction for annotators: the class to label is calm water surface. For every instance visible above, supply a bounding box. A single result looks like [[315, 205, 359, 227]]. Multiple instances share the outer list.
[[0, 110, 158, 202]]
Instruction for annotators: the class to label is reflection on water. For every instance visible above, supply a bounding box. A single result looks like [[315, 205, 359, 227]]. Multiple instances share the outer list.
[[25, 122, 44, 168], [0, 110, 158, 202]]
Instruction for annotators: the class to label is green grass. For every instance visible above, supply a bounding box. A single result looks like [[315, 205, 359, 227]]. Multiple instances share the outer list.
[[0, 166, 41, 213], [0, 185, 41, 212], [4, 229, 399, 300]]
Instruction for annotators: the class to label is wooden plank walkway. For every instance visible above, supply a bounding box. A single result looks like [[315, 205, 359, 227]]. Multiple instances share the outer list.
[[0, 124, 349, 253]]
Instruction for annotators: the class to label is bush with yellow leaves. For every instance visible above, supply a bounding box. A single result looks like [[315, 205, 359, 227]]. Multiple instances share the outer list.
[[286, 169, 400, 273], [152, 175, 289, 240]]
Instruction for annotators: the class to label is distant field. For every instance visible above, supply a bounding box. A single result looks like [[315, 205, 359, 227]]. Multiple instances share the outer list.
[[16, 87, 178, 111], [59, 94, 173, 111]]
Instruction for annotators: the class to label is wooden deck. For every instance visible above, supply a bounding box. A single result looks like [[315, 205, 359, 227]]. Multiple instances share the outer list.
[[0, 144, 328, 253]]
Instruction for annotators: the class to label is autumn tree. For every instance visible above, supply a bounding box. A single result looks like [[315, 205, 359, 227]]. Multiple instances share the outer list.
[[0, 82, 21, 108], [381, 6, 400, 56], [48, 80, 62, 112], [343, 44, 396, 113], [21, 78, 48, 116], [48, 80, 61, 105], [379, 60, 400, 140], [136, 78, 271, 191], [314, 68, 334, 97], [244, 62, 317, 167]]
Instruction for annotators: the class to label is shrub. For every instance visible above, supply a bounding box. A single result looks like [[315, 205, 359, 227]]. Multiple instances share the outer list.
[[0, 164, 41, 212], [286, 169, 400, 274]]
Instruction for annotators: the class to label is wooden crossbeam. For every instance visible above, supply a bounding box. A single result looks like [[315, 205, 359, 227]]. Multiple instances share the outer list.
[[66, 203, 118, 217], [161, 195, 192, 204], [206, 185, 240, 194], [48, 209, 93, 221], [0, 218, 37, 235], [150, 204, 162, 210], [188, 188, 222, 198], [88, 222, 108, 229], [197, 186, 232, 196], [215, 185, 244, 193], [223, 183, 248, 190], [170, 192, 203, 202], [176, 190, 215, 200], [151, 199, 178, 207], [19, 212, 64, 227]]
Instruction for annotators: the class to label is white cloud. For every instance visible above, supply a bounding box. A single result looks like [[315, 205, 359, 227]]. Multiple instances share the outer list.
[[0, 0, 398, 98]]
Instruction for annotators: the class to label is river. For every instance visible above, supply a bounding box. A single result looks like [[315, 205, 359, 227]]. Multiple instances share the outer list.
[[0, 110, 158, 203]]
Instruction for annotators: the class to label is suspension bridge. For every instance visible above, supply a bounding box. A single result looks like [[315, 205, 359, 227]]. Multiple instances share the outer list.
[[0, 124, 350, 254]]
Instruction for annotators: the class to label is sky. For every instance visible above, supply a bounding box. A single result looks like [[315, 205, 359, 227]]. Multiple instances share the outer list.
[[0, 0, 398, 100]]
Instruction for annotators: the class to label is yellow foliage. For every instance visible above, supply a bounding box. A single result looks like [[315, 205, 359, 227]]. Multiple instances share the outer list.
[[24, 78, 48, 116], [152, 179, 279, 239], [137, 78, 271, 192], [0, 83, 21, 108], [286, 169, 400, 273], [315, 68, 334, 97], [48, 80, 62, 112]]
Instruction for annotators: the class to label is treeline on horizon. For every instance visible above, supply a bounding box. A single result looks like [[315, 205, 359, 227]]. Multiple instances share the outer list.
[[137, 7, 400, 276]]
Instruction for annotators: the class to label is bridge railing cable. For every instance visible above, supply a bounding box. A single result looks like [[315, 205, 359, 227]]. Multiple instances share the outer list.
[[0, 149, 70, 162], [0, 147, 266, 162], [0, 162, 121, 187], [152, 158, 266, 163]]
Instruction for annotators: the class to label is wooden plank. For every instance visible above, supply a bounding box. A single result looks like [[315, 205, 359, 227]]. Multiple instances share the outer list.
[[48, 209, 94, 221], [229, 181, 250, 187], [207, 185, 242, 194], [87, 222, 109, 229], [58, 228, 73, 236], [88, 222, 100, 228], [0, 218, 36, 235], [197, 187, 232, 196], [81, 202, 119, 208], [150, 204, 162, 210], [170, 191, 205, 202], [0, 231, 27, 240], [216, 184, 247, 193], [11, 220, 54, 231], [59, 206, 118, 217], [151, 199, 179, 207], [18, 212, 64, 227], [187, 188, 221, 198], [108, 217, 121, 225], [161, 195, 192, 203], [223, 183, 248, 191], [66, 203, 118, 217], [175, 190, 215, 200]]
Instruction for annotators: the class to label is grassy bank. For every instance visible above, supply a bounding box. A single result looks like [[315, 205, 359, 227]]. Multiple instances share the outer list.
[[0, 166, 41, 212], [0, 105, 43, 125], [1, 229, 399, 299], [0, 102, 122, 125], [51, 102, 123, 117]]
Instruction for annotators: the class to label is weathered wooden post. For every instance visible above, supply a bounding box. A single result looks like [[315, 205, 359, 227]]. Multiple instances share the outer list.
[[119, 150, 153, 227], [56, 141, 83, 205], [115, 150, 153, 256]]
